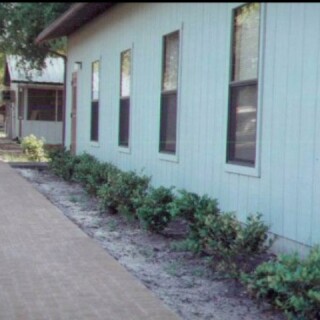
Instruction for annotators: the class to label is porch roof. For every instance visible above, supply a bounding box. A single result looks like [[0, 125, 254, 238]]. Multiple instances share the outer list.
[[6, 55, 64, 85]]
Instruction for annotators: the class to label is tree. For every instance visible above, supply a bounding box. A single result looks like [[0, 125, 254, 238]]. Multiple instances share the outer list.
[[0, 3, 72, 72]]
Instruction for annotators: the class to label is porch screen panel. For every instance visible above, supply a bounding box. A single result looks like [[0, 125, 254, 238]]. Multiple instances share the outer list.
[[27, 89, 56, 121]]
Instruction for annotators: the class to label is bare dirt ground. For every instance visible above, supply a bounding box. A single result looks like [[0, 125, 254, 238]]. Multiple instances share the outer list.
[[16, 168, 286, 320]]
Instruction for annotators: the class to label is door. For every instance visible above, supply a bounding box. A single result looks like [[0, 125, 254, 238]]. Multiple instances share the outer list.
[[71, 72, 77, 155]]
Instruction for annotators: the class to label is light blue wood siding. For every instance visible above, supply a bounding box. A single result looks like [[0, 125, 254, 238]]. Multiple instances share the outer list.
[[65, 3, 320, 248]]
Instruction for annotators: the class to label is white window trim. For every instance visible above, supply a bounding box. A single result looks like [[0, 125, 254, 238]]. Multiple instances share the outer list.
[[90, 141, 100, 148], [118, 146, 131, 154], [224, 3, 266, 178]]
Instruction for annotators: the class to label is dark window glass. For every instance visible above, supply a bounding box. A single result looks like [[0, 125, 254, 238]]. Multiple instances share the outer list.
[[119, 50, 131, 147], [228, 84, 257, 164], [160, 92, 177, 153], [227, 3, 260, 165], [91, 101, 99, 142], [159, 31, 179, 154], [119, 98, 130, 147]]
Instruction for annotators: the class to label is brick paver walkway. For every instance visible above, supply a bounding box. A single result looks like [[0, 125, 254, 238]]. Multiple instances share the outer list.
[[0, 162, 180, 320]]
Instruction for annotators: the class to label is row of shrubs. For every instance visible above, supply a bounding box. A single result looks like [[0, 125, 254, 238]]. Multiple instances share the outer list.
[[48, 148, 320, 320]]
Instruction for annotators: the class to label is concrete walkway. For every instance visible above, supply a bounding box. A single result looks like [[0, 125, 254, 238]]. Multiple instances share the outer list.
[[0, 162, 180, 320]]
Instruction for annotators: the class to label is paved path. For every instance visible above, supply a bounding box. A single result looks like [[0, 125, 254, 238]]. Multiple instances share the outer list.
[[0, 162, 180, 320]]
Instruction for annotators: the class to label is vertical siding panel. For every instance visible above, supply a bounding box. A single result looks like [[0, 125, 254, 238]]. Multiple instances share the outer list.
[[311, 13, 320, 244], [247, 178, 260, 216], [204, 4, 219, 198], [296, 4, 319, 246], [259, 3, 275, 229], [269, 4, 290, 237], [282, 4, 304, 242], [180, 5, 201, 193], [215, 3, 231, 209], [195, 4, 209, 196], [237, 176, 249, 221]]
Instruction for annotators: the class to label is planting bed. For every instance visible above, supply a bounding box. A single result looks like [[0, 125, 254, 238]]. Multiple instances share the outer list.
[[16, 168, 286, 320]]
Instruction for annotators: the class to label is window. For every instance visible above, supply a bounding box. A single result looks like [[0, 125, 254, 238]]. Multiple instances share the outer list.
[[119, 49, 131, 147], [27, 89, 63, 121], [227, 3, 260, 166], [91, 60, 100, 142], [159, 31, 179, 154]]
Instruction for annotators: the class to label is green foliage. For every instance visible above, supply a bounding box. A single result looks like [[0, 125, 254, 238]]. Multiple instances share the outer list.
[[21, 134, 46, 161], [48, 150, 271, 275], [72, 153, 119, 195], [169, 189, 219, 223], [237, 213, 274, 256], [169, 190, 220, 252], [98, 170, 150, 217], [137, 186, 175, 233], [197, 213, 270, 274], [0, 3, 72, 70], [242, 246, 320, 320], [169, 191, 272, 274], [48, 147, 78, 181]]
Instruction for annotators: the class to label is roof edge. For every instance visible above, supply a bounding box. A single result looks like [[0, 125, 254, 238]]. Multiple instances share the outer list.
[[35, 3, 87, 44], [35, 3, 113, 44]]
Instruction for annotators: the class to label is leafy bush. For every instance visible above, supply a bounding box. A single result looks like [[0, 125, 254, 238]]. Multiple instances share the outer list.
[[242, 246, 320, 320], [169, 190, 220, 252], [169, 189, 219, 223], [237, 213, 273, 256], [72, 153, 99, 184], [199, 213, 272, 275], [84, 162, 120, 196], [201, 213, 272, 273], [21, 134, 46, 161], [169, 191, 271, 274], [137, 186, 175, 232], [98, 170, 150, 217], [73, 153, 120, 195], [48, 147, 78, 181]]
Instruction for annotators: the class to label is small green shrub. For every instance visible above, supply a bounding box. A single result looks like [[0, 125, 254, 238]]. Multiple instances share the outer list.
[[242, 246, 320, 320], [237, 213, 273, 256], [98, 170, 150, 217], [137, 186, 175, 233], [169, 190, 220, 252], [169, 189, 219, 223], [73, 153, 120, 195], [48, 147, 78, 181], [72, 153, 99, 184], [84, 162, 120, 196], [21, 134, 46, 161], [170, 193, 272, 274], [201, 213, 272, 274]]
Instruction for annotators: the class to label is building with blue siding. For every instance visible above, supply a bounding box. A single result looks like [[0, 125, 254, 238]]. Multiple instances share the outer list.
[[37, 3, 320, 254]]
